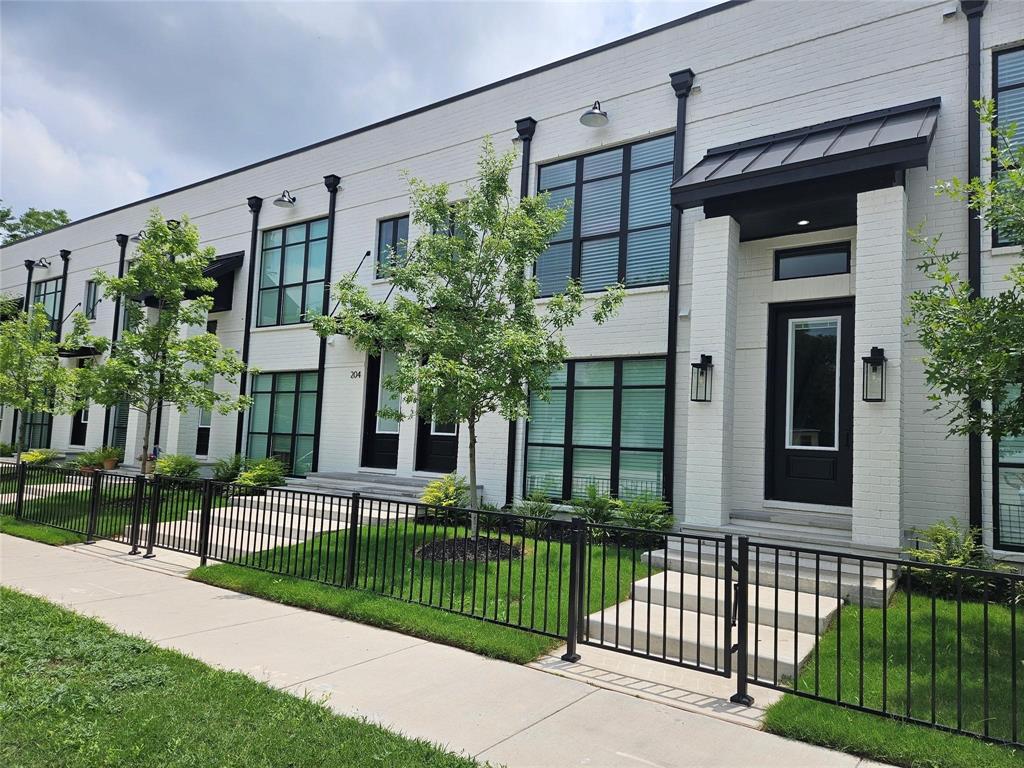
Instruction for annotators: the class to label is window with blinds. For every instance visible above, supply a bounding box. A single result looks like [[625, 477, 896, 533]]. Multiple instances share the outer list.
[[536, 134, 674, 296], [995, 45, 1024, 247], [257, 219, 328, 326], [524, 357, 666, 501], [246, 371, 319, 477]]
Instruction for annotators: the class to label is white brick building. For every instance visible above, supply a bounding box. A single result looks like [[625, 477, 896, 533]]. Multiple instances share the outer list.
[[2, 0, 1022, 555]]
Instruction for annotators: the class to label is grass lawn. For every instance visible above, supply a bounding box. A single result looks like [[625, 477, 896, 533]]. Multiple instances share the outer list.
[[0, 514, 86, 545], [762, 592, 1024, 768], [193, 519, 653, 664], [0, 587, 479, 768]]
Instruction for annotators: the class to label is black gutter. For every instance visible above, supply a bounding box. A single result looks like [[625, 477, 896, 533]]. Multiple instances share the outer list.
[[235, 197, 263, 454], [312, 174, 342, 474], [665, 68, 695, 508], [962, 0, 986, 531], [0, 2, 748, 250], [103, 234, 130, 445], [12, 259, 36, 448], [505, 117, 538, 506], [55, 250, 71, 342]]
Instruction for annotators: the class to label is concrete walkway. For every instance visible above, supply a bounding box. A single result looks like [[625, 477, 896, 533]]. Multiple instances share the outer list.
[[0, 534, 887, 767]]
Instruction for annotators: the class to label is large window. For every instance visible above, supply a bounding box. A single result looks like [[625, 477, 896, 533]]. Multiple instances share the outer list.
[[995, 385, 1024, 551], [257, 219, 328, 326], [376, 215, 409, 277], [32, 277, 63, 333], [246, 371, 319, 477], [84, 280, 100, 320], [994, 45, 1024, 247], [525, 357, 666, 501], [536, 134, 674, 296], [23, 412, 52, 450]]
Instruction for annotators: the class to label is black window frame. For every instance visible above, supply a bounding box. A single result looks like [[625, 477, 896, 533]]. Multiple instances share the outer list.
[[376, 214, 409, 277], [523, 355, 667, 501], [993, 43, 1024, 249], [256, 218, 329, 327], [83, 280, 100, 320], [32, 277, 64, 333], [23, 411, 53, 450], [245, 370, 319, 477], [773, 241, 852, 281], [194, 320, 218, 457], [535, 133, 675, 297], [993, 387, 1024, 552]]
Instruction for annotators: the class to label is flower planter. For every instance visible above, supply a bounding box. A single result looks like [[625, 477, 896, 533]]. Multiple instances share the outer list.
[[102, 458, 119, 470], [79, 466, 98, 476]]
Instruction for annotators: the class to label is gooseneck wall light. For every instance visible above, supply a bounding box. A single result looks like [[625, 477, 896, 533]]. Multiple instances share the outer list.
[[273, 190, 297, 208], [579, 100, 609, 128]]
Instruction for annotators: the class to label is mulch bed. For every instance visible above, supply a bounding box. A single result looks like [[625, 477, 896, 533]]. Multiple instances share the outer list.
[[414, 537, 523, 563]]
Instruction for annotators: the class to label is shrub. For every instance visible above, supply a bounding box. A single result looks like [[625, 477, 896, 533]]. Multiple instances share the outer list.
[[906, 517, 1015, 597], [516, 491, 557, 538], [68, 450, 102, 469], [421, 473, 470, 509], [616, 493, 673, 546], [155, 453, 201, 479], [571, 484, 620, 526], [235, 457, 286, 489], [22, 449, 60, 465], [95, 446, 123, 463], [0, 442, 13, 457], [212, 454, 248, 482]]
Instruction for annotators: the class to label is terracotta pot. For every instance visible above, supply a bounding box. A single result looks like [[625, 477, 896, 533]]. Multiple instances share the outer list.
[[140, 459, 155, 475], [102, 458, 119, 470], [80, 466, 97, 476]]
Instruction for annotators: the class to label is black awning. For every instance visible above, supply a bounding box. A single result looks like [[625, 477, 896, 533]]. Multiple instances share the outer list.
[[58, 345, 100, 358], [672, 98, 940, 210], [142, 251, 244, 311]]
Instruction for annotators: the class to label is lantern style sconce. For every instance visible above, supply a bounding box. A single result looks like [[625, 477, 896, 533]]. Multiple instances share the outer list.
[[690, 354, 713, 402], [862, 347, 886, 402]]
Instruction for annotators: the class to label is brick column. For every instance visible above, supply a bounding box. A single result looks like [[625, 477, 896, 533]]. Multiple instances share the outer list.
[[852, 186, 907, 549], [684, 215, 740, 527]]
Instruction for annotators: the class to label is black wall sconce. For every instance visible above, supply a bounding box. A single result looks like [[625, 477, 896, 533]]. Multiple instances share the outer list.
[[690, 354, 713, 402], [862, 346, 886, 402]]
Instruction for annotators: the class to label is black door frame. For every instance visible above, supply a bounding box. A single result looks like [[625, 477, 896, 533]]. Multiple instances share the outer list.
[[360, 352, 399, 470], [414, 416, 458, 474], [764, 297, 854, 507]]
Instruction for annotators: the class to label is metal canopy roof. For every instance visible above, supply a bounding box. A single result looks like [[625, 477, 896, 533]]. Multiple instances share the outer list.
[[672, 98, 941, 209], [141, 251, 244, 309]]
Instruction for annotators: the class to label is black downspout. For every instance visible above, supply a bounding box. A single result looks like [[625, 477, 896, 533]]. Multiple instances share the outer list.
[[665, 68, 695, 509], [235, 196, 263, 455], [963, 0, 986, 532], [312, 174, 342, 474], [103, 234, 130, 445], [56, 250, 71, 342], [506, 116, 537, 506], [12, 259, 36, 448]]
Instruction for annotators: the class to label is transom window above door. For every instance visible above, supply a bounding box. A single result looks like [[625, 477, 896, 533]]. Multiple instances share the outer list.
[[774, 242, 851, 281], [257, 218, 328, 326], [536, 134, 674, 296]]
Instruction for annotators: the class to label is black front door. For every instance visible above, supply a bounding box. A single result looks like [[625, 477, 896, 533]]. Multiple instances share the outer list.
[[361, 352, 399, 469], [414, 417, 458, 473], [766, 299, 854, 506]]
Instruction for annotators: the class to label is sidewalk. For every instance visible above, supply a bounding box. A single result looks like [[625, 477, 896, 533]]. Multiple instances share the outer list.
[[0, 534, 886, 767]]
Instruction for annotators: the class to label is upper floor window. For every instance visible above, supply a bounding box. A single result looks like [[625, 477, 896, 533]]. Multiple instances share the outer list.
[[994, 45, 1024, 247], [536, 134, 675, 296], [32, 277, 63, 333], [84, 280, 100, 320], [774, 242, 851, 281], [257, 218, 328, 326], [376, 215, 409, 277]]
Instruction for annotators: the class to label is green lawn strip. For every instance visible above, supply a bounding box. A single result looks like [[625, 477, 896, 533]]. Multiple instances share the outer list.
[[0, 514, 86, 545], [0, 587, 480, 768], [191, 563, 558, 663], [762, 592, 1023, 768]]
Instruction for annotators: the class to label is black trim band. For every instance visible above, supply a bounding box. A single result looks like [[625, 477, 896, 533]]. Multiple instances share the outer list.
[[235, 196, 263, 454], [312, 174, 342, 474]]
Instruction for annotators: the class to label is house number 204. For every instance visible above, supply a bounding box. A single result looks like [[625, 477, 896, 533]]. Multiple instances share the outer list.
[[350, 370, 362, 379]]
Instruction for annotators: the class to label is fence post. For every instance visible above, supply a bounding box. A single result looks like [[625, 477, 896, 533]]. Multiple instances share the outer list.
[[85, 470, 102, 544], [561, 517, 585, 663], [723, 534, 733, 676], [13, 461, 28, 520], [198, 479, 213, 567], [143, 474, 162, 559], [344, 492, 361, 587], [128, 475, 146, 555], [730, 535, 754, 706]]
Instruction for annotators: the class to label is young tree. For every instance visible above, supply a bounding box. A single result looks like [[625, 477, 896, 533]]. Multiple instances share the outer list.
[[312, 139, 624, 513], [91, 210, 249, 471], [0, 200, 72, 245], [0, 299, 106, 462], [908, 100, 1024, 440]]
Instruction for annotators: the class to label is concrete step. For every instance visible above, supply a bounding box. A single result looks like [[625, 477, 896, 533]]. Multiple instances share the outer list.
[[731, 507, 853, 533], [631, 571, 841, 635], [287, 473, 428, 502], [226, 490, 353, 521], [646, 544, 896, 606], [585, 600, 817, 681]]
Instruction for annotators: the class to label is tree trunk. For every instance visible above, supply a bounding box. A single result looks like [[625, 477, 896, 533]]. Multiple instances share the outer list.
[[468, 417, 479, 538], [14, 417, 25, 464], [141, 406, 153, 475]]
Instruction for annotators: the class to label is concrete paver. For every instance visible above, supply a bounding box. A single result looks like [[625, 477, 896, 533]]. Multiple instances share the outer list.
[[0, 534, 887, 767]]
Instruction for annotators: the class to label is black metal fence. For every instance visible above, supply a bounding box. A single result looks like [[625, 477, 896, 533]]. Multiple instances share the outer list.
[[3, 461, 1021, 748]]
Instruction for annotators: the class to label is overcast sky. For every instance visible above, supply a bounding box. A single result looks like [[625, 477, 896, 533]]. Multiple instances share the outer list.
[[1, 0, 721, 221]]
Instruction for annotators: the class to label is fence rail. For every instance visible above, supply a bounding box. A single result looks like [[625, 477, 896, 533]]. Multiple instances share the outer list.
[[3, 461, 1021, 748]]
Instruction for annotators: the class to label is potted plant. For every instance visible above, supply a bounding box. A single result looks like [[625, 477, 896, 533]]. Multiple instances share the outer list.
[[71, 450, 102, 475], [96, 446, 123, 470]]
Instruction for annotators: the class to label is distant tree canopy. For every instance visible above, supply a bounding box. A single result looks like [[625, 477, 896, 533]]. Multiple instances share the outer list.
[[0, 200, 72, 246]]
